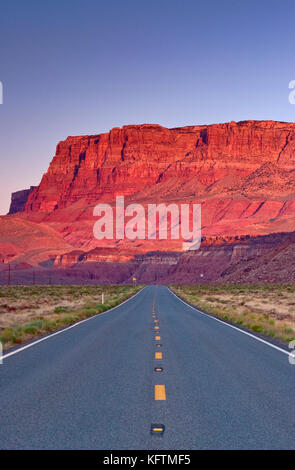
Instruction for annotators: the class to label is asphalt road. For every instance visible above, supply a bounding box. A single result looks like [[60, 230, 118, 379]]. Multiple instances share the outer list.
[[0, 285, 295, 450]]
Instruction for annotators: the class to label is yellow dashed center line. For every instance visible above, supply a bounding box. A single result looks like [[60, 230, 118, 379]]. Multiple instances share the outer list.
[[155, 385, 166, 400], [151, 292, 166, 423]]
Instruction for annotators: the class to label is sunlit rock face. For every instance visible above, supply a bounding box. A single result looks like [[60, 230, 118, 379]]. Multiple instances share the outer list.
[[23, 121, 295, 241], [24, 120, 295, 213], [3, 120, 295, 278]]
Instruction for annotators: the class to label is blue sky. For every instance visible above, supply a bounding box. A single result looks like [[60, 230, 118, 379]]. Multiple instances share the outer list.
[[0, 0, 295, 214]]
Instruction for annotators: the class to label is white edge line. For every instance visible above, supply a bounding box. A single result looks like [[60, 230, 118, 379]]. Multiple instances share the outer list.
[[168, 287, 290, 356], [1, 286, 148, 361]]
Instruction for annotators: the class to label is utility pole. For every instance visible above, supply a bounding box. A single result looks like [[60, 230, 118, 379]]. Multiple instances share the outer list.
[[7, 263, 10, 286], [32, 270, 35, 285], [102, 292, 104, 304]]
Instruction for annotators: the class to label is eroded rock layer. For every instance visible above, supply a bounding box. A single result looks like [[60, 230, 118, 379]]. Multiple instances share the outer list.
[[3, 120, 295, 279]]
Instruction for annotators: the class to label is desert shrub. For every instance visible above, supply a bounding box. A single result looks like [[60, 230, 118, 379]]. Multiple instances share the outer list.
[[54, 306, 69, 313], [284, 327, 294, 334], [251, 324, 263, 333], [23, 325, 38, 334]]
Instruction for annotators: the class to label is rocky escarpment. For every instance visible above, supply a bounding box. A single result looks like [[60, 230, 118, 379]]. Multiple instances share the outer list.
[[4, 120, 295, 276], [25, 121, 295, 213], [19, 120, 295, 249], [8, 186, 36, 214], [51, 232, 290, 283], [0, 231, 294, 284], [54, 247, 134, 267], [220, 231, 295, 283]]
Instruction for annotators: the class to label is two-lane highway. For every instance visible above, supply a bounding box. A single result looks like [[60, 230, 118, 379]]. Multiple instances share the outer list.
[[0, 285, 295, 449]]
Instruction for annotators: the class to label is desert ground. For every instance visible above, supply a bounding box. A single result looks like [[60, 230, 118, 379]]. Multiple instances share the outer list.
[[1, 283, 295, 352], [172, 284, 295, 344], [0, 284, 141, 350]]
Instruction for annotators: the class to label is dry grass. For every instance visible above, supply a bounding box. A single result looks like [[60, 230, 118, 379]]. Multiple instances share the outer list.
[[171, 284, 295, 344], [0, 284, 142, 350]]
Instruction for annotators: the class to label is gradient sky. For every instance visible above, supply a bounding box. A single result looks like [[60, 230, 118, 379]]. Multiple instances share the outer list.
[[0, 0, 295, 214]]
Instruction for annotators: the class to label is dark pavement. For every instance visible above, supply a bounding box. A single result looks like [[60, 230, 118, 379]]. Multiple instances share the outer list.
[[0, 285, 294, 449]]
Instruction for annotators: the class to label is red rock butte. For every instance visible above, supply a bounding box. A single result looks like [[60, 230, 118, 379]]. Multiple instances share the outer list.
[[2, 120, 295, 282]]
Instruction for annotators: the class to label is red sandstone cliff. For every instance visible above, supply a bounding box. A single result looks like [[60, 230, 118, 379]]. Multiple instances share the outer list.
[[25, 121, 295, 214], [3, 120, 295, 272], [8, 186, 36, 215]]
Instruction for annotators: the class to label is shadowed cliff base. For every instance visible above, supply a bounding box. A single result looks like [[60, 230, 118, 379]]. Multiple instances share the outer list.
[[1, 231, 295, 285]]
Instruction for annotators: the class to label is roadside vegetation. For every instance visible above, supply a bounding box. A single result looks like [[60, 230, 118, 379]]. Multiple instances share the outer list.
[[171, 284, 295, 344], [0, 285, 142, 350]]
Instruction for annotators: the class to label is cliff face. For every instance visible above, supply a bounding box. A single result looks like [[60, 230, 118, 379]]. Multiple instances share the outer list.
[[25, 121, 295, 213], [54, 247, 134, 267], [4, 120, 295, 273], [1, 231, 291, 285], [9, 186, 36, 214]]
